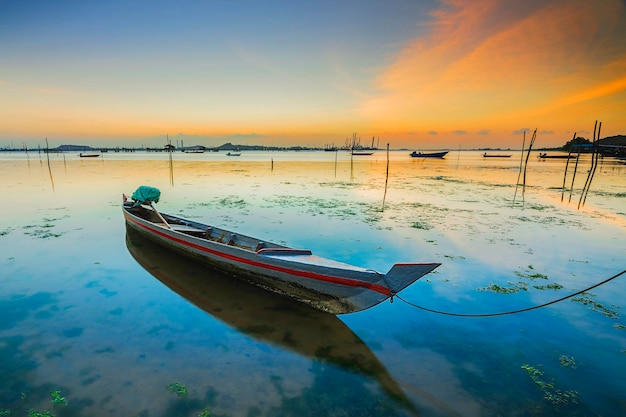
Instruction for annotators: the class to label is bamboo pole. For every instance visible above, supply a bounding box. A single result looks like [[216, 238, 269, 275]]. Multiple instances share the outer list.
[[568, 138, 583, 203], [513, 130, 527, 203], [580, 121, 602, 208], [382, 143, 390, 211], [561, 132, 576, 202], [521, 129, 537, 202], [577, 121, 598, 208], [167, 134, 174, 186], [45, 138, 55, 192]]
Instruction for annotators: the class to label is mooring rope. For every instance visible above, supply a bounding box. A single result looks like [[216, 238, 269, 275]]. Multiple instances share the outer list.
[[396, 268, 626, 318]]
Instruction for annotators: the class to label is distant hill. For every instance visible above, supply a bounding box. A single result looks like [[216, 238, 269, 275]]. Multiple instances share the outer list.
[[54, 144, 96, 152], [598, 135, 626, 146]]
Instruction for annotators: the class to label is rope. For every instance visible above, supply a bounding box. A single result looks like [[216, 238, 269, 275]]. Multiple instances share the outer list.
[[396, 268, 626, 318]]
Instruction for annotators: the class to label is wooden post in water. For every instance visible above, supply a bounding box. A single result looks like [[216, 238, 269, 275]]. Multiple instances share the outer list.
[[45, 138, 55, 192], [561, 132, 576, 202], [350, 133, 355, 182], [567, 148, 582, 203], [167, 134, 174, 187], [382, 143, 390, 211], [579, 121, 601, 209], [513, 131, 527, 203], [521, 129, 537, 203]]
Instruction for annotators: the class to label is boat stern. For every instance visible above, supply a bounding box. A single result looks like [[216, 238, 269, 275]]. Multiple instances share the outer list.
[[384, 263, 441, 293]]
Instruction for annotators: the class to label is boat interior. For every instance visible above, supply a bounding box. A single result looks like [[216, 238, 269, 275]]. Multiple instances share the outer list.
[[125, 202, 288, 253]]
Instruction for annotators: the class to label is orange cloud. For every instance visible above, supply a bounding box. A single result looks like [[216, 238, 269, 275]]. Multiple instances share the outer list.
[[361, 0, 626, 138]]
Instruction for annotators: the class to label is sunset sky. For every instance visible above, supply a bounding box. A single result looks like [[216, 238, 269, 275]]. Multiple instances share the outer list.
[[1, 0, 625, 149]]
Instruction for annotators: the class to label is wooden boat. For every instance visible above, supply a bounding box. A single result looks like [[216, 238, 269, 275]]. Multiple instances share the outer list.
[[79, 152, 101, 158], [125, 228, 415, 408], [351, 150, 375, 156], [226, 152, 241, 156], [122, 186, 440, 314], [410, 151, 448, 158], [483, 153, 512, 158], [538, 153, 576, 159]]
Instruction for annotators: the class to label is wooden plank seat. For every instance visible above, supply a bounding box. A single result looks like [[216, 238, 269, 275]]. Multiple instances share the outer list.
[[154, 223, 206, 234]]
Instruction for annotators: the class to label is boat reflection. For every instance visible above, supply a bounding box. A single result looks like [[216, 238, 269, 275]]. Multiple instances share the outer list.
[[125, 227, 413, 409]]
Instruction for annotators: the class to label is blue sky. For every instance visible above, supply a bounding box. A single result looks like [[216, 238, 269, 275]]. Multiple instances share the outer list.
[[1, 0, 625, 148]]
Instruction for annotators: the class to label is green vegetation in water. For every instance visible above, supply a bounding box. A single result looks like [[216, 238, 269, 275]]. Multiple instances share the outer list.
[[533, 283, 564, 290], [28, 411, 54, 417], [411, 221, 432, 230], [166, 382, 188, 398], [0, 410, 11, 417], [217, 196, 247, 208], [521, 364, 579, 405], [50, 389, 67, 406], [480, 265, 562, 294], [614, 323, 626, 330], [22, 224, 64, 239], [478, 282, 527, 294], [199, 410, 212, 417], [571, 293, 620, 319], [559, 355, 577, 368], [515, 265, 548, 280]]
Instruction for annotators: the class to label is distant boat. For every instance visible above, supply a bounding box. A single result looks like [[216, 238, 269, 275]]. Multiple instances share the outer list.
[[483, 153, 512, 158], [538, 153, 576, 159], [351, 150, 375, 156], [182, 149, 205, 154], [410, 151, 448, 158], [79, 153, 101, 158], [226, 152, 241, 156]]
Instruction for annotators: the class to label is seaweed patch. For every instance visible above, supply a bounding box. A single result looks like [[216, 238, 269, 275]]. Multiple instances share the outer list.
[[521, 364, 579, 405]]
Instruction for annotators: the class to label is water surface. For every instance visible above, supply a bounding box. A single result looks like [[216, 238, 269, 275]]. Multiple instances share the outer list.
[[1, 150, 625, 416]]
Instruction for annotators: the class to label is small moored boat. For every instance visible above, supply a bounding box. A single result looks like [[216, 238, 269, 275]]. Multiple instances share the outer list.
[[79, 153, 101, 158], [410, 151, 448, 158], [538, 153, 576, 159], [123, 186, 440, 314], [483, 153, 512, 158]]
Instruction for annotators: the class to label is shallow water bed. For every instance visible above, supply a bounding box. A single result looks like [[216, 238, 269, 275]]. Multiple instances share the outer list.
[[1, 151, 625, 416]]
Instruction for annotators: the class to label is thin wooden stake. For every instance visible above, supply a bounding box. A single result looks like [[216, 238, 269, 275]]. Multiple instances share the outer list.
[[521, 129, 537, 202], [45, 138, 55, 192], [578, 122, 602, 208], [561, 132, 576, 202], [167, 134, 174, 187], [577, 121, 598, 208], [568, 139, 583, 203], [382, 143, 390, 211], [513, 130, 527, 203]]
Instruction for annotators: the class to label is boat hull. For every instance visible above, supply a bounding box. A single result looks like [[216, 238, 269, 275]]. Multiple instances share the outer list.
[[410, 151, 448, 158], [123, 204, 439, 314]]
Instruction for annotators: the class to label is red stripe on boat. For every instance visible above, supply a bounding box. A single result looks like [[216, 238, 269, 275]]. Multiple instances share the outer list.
[[124, 213, 391, 296]]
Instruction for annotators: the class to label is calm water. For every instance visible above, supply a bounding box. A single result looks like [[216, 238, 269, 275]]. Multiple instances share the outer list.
[[1, 150, 625, 417]]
